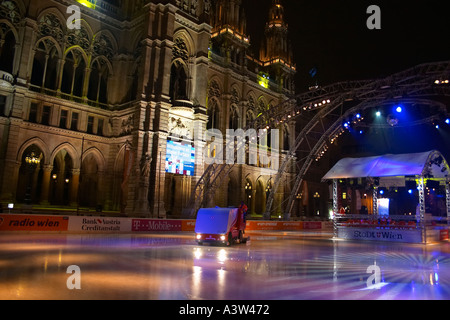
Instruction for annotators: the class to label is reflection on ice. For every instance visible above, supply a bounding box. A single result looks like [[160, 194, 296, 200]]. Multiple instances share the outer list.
[[2, 232, 450, 299], [217, 249, 227, 263]]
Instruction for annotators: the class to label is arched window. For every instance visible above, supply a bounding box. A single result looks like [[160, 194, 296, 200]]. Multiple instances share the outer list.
[[207, 98, 220, 130], [16, 145, 44, 204], [88, 58, 110, 103], [229, 105, 239, 130], [0, 25, 16, 73], [31, 39, 60, 90], [50, 150, 73, 205], [169, 60, 188, 102], [245, 109, 255, 127], [61, 49, 87, 97]]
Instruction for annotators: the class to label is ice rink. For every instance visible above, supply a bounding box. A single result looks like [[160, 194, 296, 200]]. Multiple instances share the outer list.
[[2, 231, 450, 300]]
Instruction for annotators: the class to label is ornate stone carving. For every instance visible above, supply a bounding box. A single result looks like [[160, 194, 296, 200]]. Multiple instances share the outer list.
[[168, 116, 192, 140], [66, 26, 91, 51], [0, 0, 21, 25], [92, 33, 114, 60], [140, 152, 152, 178], [208, 80, 220, 98], [120, 115, 134, 136], [173, 38, 189, 62], [38, 13, 64, 43]]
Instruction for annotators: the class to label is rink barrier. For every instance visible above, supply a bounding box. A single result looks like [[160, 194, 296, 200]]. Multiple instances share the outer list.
[[0, 214, 331, 233]]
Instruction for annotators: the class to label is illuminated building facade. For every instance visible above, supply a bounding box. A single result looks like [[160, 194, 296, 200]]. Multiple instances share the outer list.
[[0, 0, 296, 217]]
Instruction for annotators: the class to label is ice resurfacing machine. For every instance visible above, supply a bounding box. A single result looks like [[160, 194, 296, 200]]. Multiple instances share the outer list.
[[195, 207, 249, 245]]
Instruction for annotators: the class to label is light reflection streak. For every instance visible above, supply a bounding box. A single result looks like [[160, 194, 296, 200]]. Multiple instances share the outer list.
[[192, 266, 202, 298]]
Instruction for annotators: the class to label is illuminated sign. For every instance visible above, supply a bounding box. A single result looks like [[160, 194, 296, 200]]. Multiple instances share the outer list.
[[258, 73, 269, 89], [77, 0, 97, 9], [165, 140, 195, 176], [377, 198, 390, 216]]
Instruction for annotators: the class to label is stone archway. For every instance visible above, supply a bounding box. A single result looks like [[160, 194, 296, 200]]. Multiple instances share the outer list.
[[16, 145, 45, 204], [49, 150, 73, 206]]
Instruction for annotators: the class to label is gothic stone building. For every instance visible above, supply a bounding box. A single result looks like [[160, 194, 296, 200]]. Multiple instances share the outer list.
[[0, 0, 297, 217]]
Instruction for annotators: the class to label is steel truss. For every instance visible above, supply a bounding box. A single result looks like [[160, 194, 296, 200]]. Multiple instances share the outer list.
[[184, 61, 450, 219]]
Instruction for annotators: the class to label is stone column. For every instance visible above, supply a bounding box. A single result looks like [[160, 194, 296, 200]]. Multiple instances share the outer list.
[[152, 132, 168, 219], [69, 169, 80, 207], [40, 165, 53, 205]]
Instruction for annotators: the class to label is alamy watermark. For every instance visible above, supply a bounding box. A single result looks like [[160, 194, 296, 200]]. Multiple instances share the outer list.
[[66, 4, 381, 31], [66, 265, 81, 290], [66, 5, 81, 30], [366, 263, 381, 288], [366, 5, 381, 30], [202, 128, 280, 170]]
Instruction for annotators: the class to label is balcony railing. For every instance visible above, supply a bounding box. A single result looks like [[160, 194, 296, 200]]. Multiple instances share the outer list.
[[0, 70, 14, 85], [28, 84, 110, 110]]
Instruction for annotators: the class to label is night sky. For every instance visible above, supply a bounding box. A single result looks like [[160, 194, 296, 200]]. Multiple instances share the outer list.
[[242, 0, 450, 92]]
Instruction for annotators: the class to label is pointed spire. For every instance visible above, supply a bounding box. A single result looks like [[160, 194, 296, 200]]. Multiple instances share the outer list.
[[212, 0, 247, 35], [260, 0, 292, 65], [210, 0, 250, 46], [268, 0, 286, 26], [259, 0, 296, 93]]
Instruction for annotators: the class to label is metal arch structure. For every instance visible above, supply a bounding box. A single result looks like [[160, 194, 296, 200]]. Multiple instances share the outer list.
[[265, 60, 450, 220], [183, 60, 450, 218]]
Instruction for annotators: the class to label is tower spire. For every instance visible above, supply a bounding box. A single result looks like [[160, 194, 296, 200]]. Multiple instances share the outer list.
[[268, 0, 286, 27], [211, 0, 247, 36], [259, 0, 296, 94], [209, 0, 250, 67], [260, 0, 292, 64]]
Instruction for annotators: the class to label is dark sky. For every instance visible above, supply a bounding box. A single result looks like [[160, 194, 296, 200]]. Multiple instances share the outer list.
[[242, 0, 450, 92]]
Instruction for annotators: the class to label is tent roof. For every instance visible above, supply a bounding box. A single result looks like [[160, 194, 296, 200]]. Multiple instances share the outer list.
[[322, 150, 449, 180]]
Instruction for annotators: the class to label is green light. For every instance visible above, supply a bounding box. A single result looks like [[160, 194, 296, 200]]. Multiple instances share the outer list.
[[258, 74, 269, 89]]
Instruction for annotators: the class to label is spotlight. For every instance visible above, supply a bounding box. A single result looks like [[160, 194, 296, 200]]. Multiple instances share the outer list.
[[446, 119, 450, 124], [396, 106, 402, 113], [408, 189, 413, 194], [436, 124, 440, 129], [376, 111, 381, 117]]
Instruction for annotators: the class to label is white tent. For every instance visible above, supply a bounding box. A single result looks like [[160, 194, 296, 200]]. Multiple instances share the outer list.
[[323, 150, 449, 180], [323, 150, 450, 243]]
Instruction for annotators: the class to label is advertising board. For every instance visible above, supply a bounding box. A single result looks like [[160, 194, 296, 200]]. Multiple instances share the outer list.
[[68, 216, 131, 232], [337, 227, 422, 243], [0, 214, 68, 231], [165, 140, 195, 176], [132, 219, 183, 232]]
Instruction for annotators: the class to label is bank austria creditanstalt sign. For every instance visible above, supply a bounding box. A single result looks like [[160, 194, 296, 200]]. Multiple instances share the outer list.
[[68, 216, 131, 232]]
